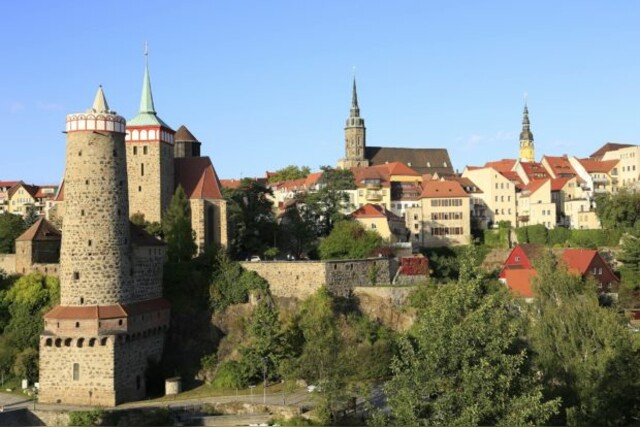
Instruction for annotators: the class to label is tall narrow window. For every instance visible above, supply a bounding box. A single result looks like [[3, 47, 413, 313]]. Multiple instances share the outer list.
[[141, 163, 144, 176], [73, 363, 80, 381], [143, 146, 148, 155], [133, 146, 138, 155]]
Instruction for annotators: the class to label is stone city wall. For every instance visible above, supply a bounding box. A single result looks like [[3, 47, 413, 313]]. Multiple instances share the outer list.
[[241, 258, 397, 299], [114, 332, 165, 404], [38, 334, 117, 406], [0, 254, 15, 274], [241, 261, 326, 299]]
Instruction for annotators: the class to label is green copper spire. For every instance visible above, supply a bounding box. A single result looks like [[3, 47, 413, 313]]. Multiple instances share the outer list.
[[139, 43, 155, 114], [128, 44, 171, 128]]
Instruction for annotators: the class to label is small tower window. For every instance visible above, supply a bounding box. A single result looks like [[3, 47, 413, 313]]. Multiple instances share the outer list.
[[138, 186, 142, 192], [85, 179, 89, 185], [113, 149, 117, 157], [118, 319, 123, 326], [143, 146, 148, 155], [81, 209, 85, 216], [88, 240, 92, 247], [80, 297, 84, 304], [75, 322, 80, 328], [73, 363, 80, 381], [133, 146, 138, 155], [141, 163, 145, 176], [73, 272, 80, 280], [78, 151, 82, 157]]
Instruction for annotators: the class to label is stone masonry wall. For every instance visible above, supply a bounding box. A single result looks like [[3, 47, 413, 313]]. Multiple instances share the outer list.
[[191, 199, 229, 254], [127, 141, 173, 224], [38, 334, 117, 406], [114, 332, 165, 404], [60, 131, 132, 306], [240, 261, 326, 299], [131, 246, 164, 301], [0, 254, 15, 274], [241, 258, 395, 299], [14, 240, 32, 274]]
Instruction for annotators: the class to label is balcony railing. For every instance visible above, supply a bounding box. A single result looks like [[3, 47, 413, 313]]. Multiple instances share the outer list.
[[366, 190, 383, 201]]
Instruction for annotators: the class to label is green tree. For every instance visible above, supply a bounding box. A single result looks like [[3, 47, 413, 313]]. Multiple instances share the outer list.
[[379, 252, 559, 426], [209, 253, 269, 312], [277, 204, 317, 258], [296, 288, 350, 424], [529, 253, 640, 425], [0, 212, 26, 253], [225, 179, 277, 259], [318, 220, 383, 260], [267, 165, 311, 183], [239, 299, 289, 384], [301, 166, 355, 237], [131, 212, 163, 238], [595, 190, 640, 230], [617, 227, 640, 307], [163, 186, 197, 262]]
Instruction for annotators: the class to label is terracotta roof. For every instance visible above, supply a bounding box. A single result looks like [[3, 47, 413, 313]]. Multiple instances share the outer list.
[[175, 157, 223, 199], [130, 222, 164, 247], [0, 181, 19, 188], [505, 269, 537, 298], [521, 179, 548, 195], [420, 180, 469, 198], [45, 304, 126, 320], [590, 142, 633, 160], [275, 178, 306, 191], [220, 179, 242, 190], [485, 159, 516, 173], [542, 155, 577, 177], [352, 166, 390, 188], [174, 125, 199, 142], [561, 249, 597, 275], [304, 172, 323, 187], [365, 147, 454, 176], [446, 176, 483, 194], [520, 162, 550, 179], [578, 158, 618, 173], [550, 177, 572, 191], [351, 203, 386, 218], [499, 171, 523, 185], [124, 297, 171, 316], [374, 161, 420, 177], [35, 186, 58, 199], [16, 218, 61, 242], [45, 297, 170, 320]]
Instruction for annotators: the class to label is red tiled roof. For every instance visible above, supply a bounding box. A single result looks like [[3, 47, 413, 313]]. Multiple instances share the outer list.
[[45, 298, 170, 320], [445, 176, 483, 193], [550, 177, 572, 191], [499, 171, 522, 185], [352, 166, 390, 188], [420, 180, 469, 198], [590, 142, 633, 160], [561, 249, 597, 275], [175, 157, 223, 199], [375, 161, 420, 177], [351, 203, 386, 218], [304, 172, 323, 187], [485, 159, 516, 173], [0, 181, 19, 188], [542, 155, 577, 177], [578, 158, 619, 173], [16, 218, 60, 242], [521, 179, 548, 194], [220, 179, 242, 190], [35, 186, 58, 199], [520, 161, 550, 179], [505, 269, 537, 298]]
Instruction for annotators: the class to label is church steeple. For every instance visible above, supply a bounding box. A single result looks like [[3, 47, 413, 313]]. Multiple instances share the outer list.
[[139, 44, 156, 114], [519, 100, 535, 162], [338, 75, 368, 169]]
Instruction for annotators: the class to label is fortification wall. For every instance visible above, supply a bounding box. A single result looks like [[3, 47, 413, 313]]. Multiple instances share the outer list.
[[38, 335, 117, 406], [114, 333, 165, 404], [0, 254, 15, 274], [131, 247, 164, 301], [242, 258, 397, 299], [240, 261, 326, 299]]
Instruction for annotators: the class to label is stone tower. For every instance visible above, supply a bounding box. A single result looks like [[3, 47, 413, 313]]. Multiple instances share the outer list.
[[338, 77, 369, 169], [519, 103, 535, 163], [39, 88, 170, 407], [126, 48, 175, 223]]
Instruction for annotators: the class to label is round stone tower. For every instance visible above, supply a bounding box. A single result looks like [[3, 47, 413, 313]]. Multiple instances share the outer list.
[[60, 87, 132, 306]]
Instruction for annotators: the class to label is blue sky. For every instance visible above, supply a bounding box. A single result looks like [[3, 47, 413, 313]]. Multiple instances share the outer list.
[[2, 1, 639, 184]]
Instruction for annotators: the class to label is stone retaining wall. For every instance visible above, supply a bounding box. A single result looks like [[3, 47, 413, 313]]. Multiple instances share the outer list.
[[241, 258, 397, 298]]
